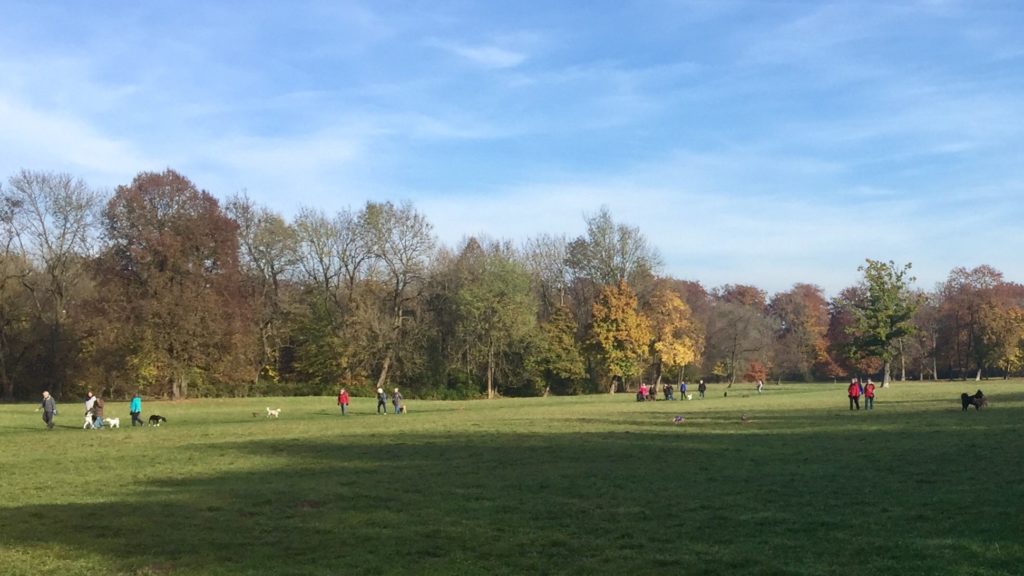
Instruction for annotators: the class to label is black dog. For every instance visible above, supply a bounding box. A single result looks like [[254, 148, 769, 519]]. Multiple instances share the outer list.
[[961, 390, 987, 411], [148, 414, 168, 426]]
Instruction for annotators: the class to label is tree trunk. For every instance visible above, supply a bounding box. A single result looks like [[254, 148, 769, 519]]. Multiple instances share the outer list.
[[48, 322, 64, 399], [172, 370, 188, 400], [375, 353, 392, 390], [486, 345, 494, 399], [974, 367, 982, 381], [882, 360, 891, 388], [0, 350, 11, 401], [895, 338, 906, 381]]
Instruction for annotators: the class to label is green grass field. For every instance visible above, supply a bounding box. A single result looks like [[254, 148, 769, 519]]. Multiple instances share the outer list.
[[2, 381, 1022, 576]]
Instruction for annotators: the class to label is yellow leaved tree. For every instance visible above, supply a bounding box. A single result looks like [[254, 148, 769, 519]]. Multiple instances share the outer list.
[[589, 280, 651, 393], [647, 288, 703, 387]]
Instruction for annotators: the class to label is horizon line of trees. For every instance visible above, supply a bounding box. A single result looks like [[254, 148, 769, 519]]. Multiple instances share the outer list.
[[3, 168, 1023, 401]]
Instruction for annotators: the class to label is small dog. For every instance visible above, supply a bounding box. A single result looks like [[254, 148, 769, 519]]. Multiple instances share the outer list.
[[104, 417, 121, 429], [149, 414, 167, 426], [961, 390, 987, 411], [83, 412, 95, 429], [399, 405, 408, 414], [686, 393, 693, 400], [266, 407, 281, 418]]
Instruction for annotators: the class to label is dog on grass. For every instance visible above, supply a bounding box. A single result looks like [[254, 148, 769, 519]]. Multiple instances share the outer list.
[[104, 417, 120, 429], [83, 412, 95, 429], [148, 414, 167, 426], [266, 407, 281, 418], [961, 390, 987, 411]]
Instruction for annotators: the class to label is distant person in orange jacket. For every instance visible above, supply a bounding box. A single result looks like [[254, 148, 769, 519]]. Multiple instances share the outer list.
[[863, 379, 876, 411], [848, 378, 861, 411]]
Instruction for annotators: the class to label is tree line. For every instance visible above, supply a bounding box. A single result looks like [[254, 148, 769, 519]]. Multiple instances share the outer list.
[[3, 168, 1022, 401]]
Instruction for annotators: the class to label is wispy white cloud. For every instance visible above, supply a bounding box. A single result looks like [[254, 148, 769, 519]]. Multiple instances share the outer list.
[[2, 0, 1022, 296], [417, 142, 1023, 295], [0, 94, 155, 184], [429, 40, 528, 69]]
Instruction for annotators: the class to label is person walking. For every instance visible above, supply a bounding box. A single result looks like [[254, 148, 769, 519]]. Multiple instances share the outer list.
[[680, 381, 688, 399], [392, 387, 404, 414], [698, 380, 707, 399], [337, 388, 350, 415], [847, 378, 861, 411], [129, 393, 144, 427], [40, 391, 57, 430], [84, 392, 97, 428], [376, 387, 388, 415], [864, 379, 876, 411], [92, 394, 106, 428]]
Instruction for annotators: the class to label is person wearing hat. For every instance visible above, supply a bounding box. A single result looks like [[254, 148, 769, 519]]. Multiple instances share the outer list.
[[376, 387, 388, 415]]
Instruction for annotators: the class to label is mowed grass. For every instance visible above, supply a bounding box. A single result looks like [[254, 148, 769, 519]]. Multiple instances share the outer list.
[[1, 382, 1023, 576]]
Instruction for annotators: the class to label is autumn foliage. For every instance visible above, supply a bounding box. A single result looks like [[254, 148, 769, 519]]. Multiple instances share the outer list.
[[3, 168, 1024, 400]]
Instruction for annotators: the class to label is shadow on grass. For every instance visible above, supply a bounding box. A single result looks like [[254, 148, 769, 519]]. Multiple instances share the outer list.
[[3, 420, 1023, 576]]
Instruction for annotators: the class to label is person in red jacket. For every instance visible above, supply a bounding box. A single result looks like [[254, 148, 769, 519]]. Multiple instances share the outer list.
[[337, 388, 350, 416], [848, 378, 861, 411], [863, 379, 876, 411]]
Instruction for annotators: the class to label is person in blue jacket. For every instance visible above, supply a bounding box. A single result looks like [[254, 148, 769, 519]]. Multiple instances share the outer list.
[[129, 393, 144, 427]]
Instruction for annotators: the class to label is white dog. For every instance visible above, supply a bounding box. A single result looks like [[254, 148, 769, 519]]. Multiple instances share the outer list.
[[266, 407, 281, 418], [83, 412, 95, 429], [686, 394, 693, 400], [104, 417, 120, 429]]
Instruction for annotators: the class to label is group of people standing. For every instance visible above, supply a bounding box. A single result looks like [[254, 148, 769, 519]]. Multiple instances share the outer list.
[[847, 378, 876, 410], [637, 380, 708, 401], [336, 387, 404, 415]]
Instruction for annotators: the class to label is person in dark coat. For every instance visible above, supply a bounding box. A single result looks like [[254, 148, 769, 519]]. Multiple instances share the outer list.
[[93, 395, 106, 428], [698, 380, 707, 399], [392, 387, 404, 414], [40, 391, 57, 430]]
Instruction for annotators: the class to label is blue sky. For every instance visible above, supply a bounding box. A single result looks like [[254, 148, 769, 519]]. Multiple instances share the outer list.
[[2, 1, 1022, 295]]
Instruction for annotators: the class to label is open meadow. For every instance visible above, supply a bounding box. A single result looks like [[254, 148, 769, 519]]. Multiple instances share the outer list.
[[2, 381, 1022, 576]]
